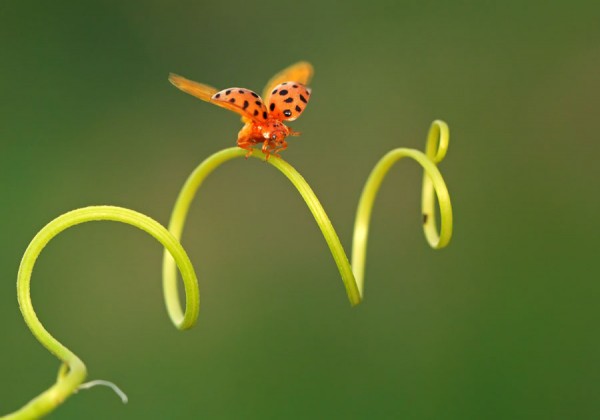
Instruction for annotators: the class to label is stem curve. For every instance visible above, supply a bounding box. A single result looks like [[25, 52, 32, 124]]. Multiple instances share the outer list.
[[3, 206, 200, 419], [5, 120, 452, 418], [352, 120, 453, 296], [163, 120, 453, 308]]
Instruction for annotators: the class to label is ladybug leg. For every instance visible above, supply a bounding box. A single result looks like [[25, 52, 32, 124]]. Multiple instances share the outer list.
[[272, 140, 288, 158], [237, 128, 256, 158], [289, 130, 302, 137], [237, 138, 255, 158], [261, 139, 271, 161]]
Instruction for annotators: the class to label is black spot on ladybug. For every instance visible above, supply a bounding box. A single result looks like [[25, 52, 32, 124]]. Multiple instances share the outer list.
[[284, 97, 294, 103], [238, 89, 245, 94], [279, 89, 289, 96], [253, 110, 259, 117], [229, 98, 236, 103], [282, 82, 288, 85], [243, 100, 249, 109], [225, 90, 231, 95], [251, 92, 259, 98], [306, 90, 311, 96], [293, 84, 298, 88], [299, 94, 307, 103], [269, 103, 275, 111], [262, 111, 268, 119], [295, 105, 302, 112], [283, 109, 292, 117], [272, 89, 278, 95], [215, 93, 221, 99], [255, 100, 262, 106], [423, 214, 428, 224]]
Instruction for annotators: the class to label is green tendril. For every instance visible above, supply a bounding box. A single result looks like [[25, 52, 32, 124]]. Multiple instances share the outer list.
[[352, 120, 453, 296], [5, 120, 452, 419], [3, 206, 199, 420], [163, 120, 453, 308]]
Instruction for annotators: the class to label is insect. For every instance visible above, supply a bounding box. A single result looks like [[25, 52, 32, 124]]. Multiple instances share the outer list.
[[169, 62, 313, 160]]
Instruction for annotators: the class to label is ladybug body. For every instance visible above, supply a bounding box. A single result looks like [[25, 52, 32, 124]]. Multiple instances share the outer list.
[[169, 62, 313, 159], [267, 82, 311, 122], [236, 117, 298, 157]]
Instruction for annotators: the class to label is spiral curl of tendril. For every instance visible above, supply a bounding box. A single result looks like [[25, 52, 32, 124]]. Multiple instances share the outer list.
[[4, 120, 452, 419], [163, 120, 453, 309], [3, 206, 199, 419]]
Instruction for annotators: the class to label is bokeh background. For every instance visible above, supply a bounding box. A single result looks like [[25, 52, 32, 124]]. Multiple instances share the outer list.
[[1, 1, 599, 418]]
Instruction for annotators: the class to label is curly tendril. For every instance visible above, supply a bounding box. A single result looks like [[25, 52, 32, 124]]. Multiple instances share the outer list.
[[163, 120, 453, 309], [3, 206, 199, 420], [4, 120, 452, 419], [352, 120, 452, 295]]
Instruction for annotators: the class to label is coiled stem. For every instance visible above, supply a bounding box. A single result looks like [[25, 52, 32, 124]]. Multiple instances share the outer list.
[[352, 120, 452, 295], [4, 120, 452, 418], [3, 206, 199, 419], [163, 120, 453, 309]]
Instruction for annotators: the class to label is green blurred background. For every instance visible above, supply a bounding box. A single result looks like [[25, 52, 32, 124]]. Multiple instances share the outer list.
[[2, 1, 599, 418]]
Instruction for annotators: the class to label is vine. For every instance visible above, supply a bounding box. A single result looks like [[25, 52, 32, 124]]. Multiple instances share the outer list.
[[4, 120, 452, 419], [163, 120, 452, 308], [3, 207, 199, 419]]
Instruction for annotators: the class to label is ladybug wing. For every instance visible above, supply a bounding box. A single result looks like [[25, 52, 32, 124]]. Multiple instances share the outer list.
[[210, 88, 268, 122], [169, 73, 268, 122], [169, 73, 218, 101], [262, 61, 313, 102], [267, 82, 311, 122]]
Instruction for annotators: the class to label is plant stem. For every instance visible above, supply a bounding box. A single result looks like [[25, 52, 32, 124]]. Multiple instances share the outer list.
[[5, 120, 453, 418], [352, 120, 453, 296], [3, 206, 199, 419], [163, 120, 453, 307]]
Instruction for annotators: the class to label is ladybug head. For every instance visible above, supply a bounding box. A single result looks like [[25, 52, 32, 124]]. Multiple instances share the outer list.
[[262, 120, 289, 145], [269, 130, 286, 143]]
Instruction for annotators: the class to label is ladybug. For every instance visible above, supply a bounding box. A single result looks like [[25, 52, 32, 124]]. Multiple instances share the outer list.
[[169, 62, 313, 160]]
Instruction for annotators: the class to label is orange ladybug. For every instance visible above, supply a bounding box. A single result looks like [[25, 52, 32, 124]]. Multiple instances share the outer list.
[[169, 62, 313, 160]]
